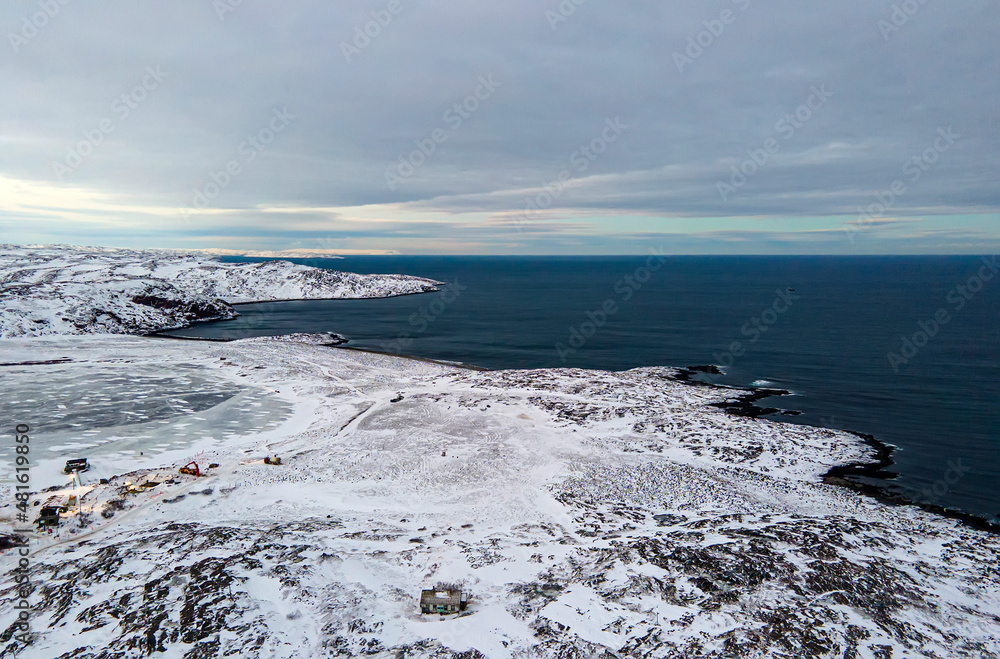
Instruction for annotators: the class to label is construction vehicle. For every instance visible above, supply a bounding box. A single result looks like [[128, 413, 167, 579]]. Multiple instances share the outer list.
[[263, 455, 282, 465], [179, 462, 201, 477]]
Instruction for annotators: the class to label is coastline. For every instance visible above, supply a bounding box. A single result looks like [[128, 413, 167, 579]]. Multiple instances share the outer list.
[[822, 433, 1000, 535], [152, 329, 1000, 535], [0, 245, 442, 340], [715, 389, 1000, 535], [145, 287, 443, 340], [673, 365, 1000, 535]]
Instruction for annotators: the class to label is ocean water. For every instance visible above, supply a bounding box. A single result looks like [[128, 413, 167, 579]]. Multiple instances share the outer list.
[[163, 256, 1000, 522]]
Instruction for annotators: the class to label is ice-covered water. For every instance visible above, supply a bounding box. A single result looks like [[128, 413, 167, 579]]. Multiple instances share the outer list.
[[5, 364, 240, 432], [0, 360, 293, 481]]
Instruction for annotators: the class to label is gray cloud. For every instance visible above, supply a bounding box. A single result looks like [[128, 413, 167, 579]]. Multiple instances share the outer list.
[[1, 0, 997, 251]]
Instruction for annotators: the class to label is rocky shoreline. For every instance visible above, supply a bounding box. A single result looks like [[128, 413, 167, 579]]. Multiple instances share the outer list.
[[0, 245, 440, 339], [671, 366, 1000, 537]]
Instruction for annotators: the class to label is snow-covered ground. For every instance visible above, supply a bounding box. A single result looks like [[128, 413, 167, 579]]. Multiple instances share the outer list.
[[0, 245, 439, 338], [1, 335, 998, 658]]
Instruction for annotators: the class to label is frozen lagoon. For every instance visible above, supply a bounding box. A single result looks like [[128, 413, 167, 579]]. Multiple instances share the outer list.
[[0, 338, 293, 489]]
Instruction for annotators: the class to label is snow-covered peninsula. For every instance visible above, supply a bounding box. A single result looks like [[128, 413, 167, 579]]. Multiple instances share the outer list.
[[0, 247, 998, 658], [0, 245, 440, 338]]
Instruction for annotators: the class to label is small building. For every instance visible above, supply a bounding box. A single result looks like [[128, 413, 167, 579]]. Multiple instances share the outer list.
[[36, 506, 63, 528], [420, 589, 468, 615]]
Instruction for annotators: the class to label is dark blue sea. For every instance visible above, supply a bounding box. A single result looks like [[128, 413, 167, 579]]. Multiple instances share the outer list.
[[163, 256, 1000, 522]]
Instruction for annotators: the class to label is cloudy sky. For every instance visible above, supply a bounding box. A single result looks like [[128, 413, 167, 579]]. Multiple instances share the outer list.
[[1, 0, 997, 254]]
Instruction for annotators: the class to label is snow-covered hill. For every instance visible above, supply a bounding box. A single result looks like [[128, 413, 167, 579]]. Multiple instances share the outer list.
[[1, 336, 997, 658], [0, 245, 440, 338]]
